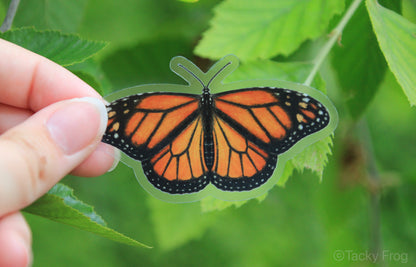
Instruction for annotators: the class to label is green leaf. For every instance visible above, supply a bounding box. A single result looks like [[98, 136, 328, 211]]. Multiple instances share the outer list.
[[402, 0, 416, 23], [0, 2, 5, 21], [13, 0, 88, 32], [200, 197, 248, 212], [195, 0, 344, 61], [276, 160, 295, 187], [68, 59, 113, 95], [0, 28, 107, 66], [46, 184, 106, 225], [200, 194, 267, 213], [379, 0, 402, 13], [101, 38, 192, 90], [290, 135, 334, 180], [24, 183, 150, 248], [367, 0, 416, 106], [79, 0, 162, 51], [225, 60, 326, 93], [332, 3, 386, 118], [367, 71, 416, 176], [72, 71, 103, 95], [147, 196, 215, 250]]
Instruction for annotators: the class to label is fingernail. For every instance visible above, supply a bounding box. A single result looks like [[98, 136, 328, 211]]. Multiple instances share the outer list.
[[24, 235, 33, 267], [46, 97, 107, 155], [7, 231, 32, 267], [108, 148, 121, 172], [93, 142, 120, 172]]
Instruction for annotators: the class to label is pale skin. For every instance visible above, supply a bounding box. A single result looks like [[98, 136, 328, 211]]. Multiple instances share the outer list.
[[0, 39, 118, 267]]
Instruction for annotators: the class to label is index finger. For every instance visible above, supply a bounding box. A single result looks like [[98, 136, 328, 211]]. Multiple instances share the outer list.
[[0, 39, 101, 111]]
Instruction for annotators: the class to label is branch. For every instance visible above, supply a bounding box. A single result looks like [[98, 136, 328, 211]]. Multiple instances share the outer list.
[[0, 0, 21, 33], [304, 0, 363, 86]]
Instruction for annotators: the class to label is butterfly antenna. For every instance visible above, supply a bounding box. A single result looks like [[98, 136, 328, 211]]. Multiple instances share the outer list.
[[206, 61, 232, 89], [178, 63, 205, 88], [179, 61, 232, 91]]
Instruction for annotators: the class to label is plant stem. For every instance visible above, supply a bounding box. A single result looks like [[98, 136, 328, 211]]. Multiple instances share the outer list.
[[304, 0, 363, 86], [357, 119, 384, 266], [0, 0, 20, 33]]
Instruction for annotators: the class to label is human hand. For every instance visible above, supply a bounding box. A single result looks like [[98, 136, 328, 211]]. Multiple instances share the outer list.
[[0, 39, 118, 267]]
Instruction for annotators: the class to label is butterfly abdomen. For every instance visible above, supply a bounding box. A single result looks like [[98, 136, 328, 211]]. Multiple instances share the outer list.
[[201, 90, 215, 170], [203, 130, 214, 170]]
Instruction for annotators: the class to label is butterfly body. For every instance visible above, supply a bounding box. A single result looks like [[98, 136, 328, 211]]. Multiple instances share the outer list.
[[103, 86, 329, 194], [201, 87, 215, 170]]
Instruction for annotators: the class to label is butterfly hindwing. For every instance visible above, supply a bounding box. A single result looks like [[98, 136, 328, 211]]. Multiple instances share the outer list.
[[141, 117, 210, 193], [210, 115, 278, 191]]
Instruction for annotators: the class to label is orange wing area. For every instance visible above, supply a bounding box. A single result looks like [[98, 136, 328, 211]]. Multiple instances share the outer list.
[[215, 89, 277, 106], [102, 88, 331, 194], [213, 88, 330, 155], [141, 118, 210, 194], [209, 88, 330, 191], [210, 116, 277, 191], [102, 93, 200, 161]]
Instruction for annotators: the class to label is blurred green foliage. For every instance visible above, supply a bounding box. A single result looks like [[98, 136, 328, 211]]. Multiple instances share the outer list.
[[1, 0, 416, 266]]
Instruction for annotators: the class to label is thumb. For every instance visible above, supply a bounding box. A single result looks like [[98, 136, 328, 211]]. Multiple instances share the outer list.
[[0, 97, 107, 216]]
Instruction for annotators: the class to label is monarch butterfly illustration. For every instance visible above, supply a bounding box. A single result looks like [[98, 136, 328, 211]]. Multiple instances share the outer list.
[[102, 55, 336, 198]]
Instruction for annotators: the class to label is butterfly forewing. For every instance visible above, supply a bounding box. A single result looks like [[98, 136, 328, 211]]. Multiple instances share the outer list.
[[103, 93, 200, 161], [213, 88, 330, 154]]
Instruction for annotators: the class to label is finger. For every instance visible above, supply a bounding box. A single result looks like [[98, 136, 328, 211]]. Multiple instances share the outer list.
[[0, 97, 107, 215], [70, 142, 119, 177], [0, 104, 32, 134], [0, 104, 119, 177], [0, 212, 32, 267], [0, 39, 100, 111]]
